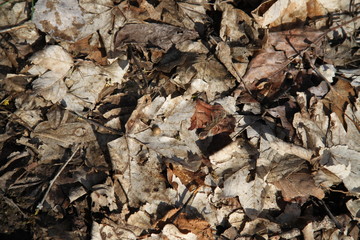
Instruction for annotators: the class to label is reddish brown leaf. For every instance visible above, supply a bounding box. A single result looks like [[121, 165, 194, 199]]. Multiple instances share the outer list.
[[189, 100, 235, 139]]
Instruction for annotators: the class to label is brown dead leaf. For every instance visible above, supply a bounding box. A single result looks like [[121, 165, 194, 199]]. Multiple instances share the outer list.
[[273, 170, 325, 203], [115, 23, 198, 52], [189, 100, 235, 139], [153, 207, 213, 240], [65, 35, 107, 65], [268, 28, 323, 58], [166, 162, 206, 192], [323, 79, 356, 126], [241, 28, 324, 101], [174, 212, 213, 240]]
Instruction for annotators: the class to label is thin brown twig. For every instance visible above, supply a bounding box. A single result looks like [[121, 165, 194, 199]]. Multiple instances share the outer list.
[[35, 144, 81, 214]]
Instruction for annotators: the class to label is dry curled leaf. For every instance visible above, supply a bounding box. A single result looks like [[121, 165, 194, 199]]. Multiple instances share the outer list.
[[189, 100, 235, 139]]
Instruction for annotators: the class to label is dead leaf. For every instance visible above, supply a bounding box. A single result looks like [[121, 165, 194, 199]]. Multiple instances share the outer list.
[[223, 167, 266, 219], [166, 162, 206, 191], [323, 79, 356, 125], [115, 23, 198, 52], [189, 100, 235, 139], [33, 0, 116, 42], [273, 170, 325, 203], [64, 35, 108, 65], [252, 0, 327, 28]]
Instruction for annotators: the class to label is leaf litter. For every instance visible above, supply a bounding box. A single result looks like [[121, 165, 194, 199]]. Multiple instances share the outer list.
[[0, 0, 360, 239]]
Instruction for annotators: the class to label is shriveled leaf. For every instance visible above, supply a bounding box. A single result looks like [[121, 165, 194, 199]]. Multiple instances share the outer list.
[[91, 177, 117, 212], [189, 100, 235, 139]]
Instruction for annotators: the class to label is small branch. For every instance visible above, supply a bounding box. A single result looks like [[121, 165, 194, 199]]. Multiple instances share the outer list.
[[35, 145, 81, 214]]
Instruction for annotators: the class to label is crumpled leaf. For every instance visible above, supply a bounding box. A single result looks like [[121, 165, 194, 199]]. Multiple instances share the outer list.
[[216, 41, 251, 81], [241, 28, 323, 101], [28, 46, 127, 111], [320, 146, 360, 194], [91, 177, 117, 212], [125, 95, 202, 165], [108, 136, 177, 208], [252, 0, 327, 28], [217, 2, 256, 43], [91, 218, 137, 240], [154, 208, 213, 240], [161, 224, 197, 240], [0, 2, 28, 26], [189, 100, 235, 139], [293, 92, 360, 151]]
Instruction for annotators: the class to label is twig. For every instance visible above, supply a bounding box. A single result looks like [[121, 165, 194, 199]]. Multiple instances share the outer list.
[[0, 190, 28, 218], [35, 144, 81, 214], [312, 198, 343, 230], [0, 23, 30, 34]]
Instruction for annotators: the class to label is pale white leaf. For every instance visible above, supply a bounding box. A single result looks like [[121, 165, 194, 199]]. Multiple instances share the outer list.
[[223, 168, 266, 219], [162, 224, 197, 240], [30, 45, 73, 75], [33, 0, 114, 42], [32, 71, 68, 103], [320, 145, 360, 193], [346, 199, 360, 221], [209, 139, 255, 178]]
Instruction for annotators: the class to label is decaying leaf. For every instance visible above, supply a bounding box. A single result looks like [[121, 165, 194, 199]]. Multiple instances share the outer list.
[[189, 100, 235, 139], [252, 0, 331, 28], [273, 170, 325, 203], [241, 28, 324, 101], [33, 0, 116, 42], [2, 0, 360, 238], [153, 208, 213, 240], [115, 23, 199, 52]]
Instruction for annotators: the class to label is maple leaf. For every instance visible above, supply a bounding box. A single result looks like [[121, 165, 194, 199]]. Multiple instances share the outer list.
[[189, 100, 235, 139]]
